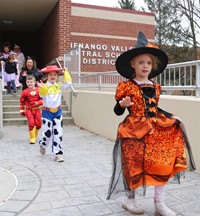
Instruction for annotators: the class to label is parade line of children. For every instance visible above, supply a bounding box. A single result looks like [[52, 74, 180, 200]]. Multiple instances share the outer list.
[[19, 64, 72, 163], [1, 33, 196, 216]]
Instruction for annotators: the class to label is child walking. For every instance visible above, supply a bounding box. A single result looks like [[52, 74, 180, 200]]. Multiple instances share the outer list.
[[37, 65, 72, 162], [20, 75, 43, 144], [107, 32, 196, 216]]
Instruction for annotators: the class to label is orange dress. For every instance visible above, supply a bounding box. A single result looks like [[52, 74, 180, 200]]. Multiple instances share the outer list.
[[107, 80, 195, 199]]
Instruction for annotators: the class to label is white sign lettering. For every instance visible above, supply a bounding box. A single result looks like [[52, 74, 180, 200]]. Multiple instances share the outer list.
[[70, 42, 133, 65]]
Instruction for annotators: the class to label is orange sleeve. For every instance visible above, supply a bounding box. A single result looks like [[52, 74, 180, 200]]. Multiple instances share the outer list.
[[115, 81, 129, 101]]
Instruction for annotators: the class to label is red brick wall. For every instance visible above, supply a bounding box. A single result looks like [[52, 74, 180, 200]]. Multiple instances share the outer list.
[[58, 0, 71, 56], [39, 1, 154, 72], [70, 4, 155, 72], [71, 17, 153, 38], [39, 0, 71, 67]]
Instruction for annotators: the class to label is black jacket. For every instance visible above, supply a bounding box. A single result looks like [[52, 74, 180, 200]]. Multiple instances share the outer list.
[[5, 61, 17, 75], [19, 68, 44, 90]]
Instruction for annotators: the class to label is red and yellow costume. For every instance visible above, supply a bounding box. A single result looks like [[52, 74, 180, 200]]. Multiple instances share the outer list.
[[107, 80, 195, 199], [20, 87, 43, 144]]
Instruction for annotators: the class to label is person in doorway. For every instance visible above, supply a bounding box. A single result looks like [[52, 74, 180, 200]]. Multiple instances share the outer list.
[[20, 75, 43, 144], [4, 54, 18, 94], [13, 44, 25, 88], [11, 52, 22, 88], [0, 42, 12, 61], [13, 44, 25, 71], [0, 42, 13, 80], [19, 56, 44, 90], [37, 65, 72, 162], [107, 32, 196, 216]]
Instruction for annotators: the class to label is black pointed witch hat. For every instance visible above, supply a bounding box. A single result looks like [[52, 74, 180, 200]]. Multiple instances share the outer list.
[[115, 31, 168, 79]]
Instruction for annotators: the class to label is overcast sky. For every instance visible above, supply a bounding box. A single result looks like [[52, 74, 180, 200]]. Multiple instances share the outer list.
[[72, 0, 147, 10]]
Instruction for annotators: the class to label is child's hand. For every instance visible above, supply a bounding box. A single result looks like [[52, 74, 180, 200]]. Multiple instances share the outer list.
[[22, 71, 27, 76], [40, 76, 47, 83], [37, 80, 44, 88], [119, 96, 134, 108], [20, 110, 26, 116], [59, 67, 68, 76]]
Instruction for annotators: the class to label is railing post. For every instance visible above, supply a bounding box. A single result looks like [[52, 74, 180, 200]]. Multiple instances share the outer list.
[[78, 45, 81, 88], [0, 79, 3, 135], [1, 63, 6, 92], [195, 62, 200, 97], [99, 74, 102, 91]]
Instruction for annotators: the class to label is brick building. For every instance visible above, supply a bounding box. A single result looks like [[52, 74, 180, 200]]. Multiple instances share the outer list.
[[0, 0, 155, 72]]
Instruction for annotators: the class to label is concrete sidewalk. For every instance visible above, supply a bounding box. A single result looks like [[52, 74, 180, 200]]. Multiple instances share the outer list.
[[0, 125, 200, 216]]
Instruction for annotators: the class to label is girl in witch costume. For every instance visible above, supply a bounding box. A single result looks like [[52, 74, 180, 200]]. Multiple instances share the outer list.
[[37, 65, 72, 162], [20, 75, 43, 144], [107, 32, 196, 216]]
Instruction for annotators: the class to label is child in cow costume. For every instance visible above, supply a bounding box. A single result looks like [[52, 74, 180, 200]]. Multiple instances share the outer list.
[[20, 75, 43, 144], [37, 65, 72, 162]]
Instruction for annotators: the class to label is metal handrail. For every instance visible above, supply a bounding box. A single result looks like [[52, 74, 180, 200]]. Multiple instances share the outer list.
[[0, 62, 7, 92], [71, 60, 200, 96]]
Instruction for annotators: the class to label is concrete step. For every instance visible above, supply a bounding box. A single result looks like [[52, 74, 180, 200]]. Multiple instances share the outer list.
[[3, 100, 20, 106], [3, 105, 20, 112], [3, 110, 71, 119], [3, 111, 22, 119], [3, 116, 74, 126], [3, 94, 20, 100], [3, 102, 69, 112], [3, 99, 68, 106], [2, 90, 74, 126]]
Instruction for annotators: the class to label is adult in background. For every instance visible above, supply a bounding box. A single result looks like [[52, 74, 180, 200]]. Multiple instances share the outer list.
[[19, 56, 44, 90], [13, 44, 25, 71], [0, 42, 12, 61], [13, 44, 25, 88]]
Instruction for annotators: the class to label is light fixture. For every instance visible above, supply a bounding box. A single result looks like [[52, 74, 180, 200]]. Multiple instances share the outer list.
[[3, 20, 14, 25]]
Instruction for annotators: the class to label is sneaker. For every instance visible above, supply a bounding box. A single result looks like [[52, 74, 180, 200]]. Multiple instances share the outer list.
[[155, 200, 176, 216], [40, 147, 46, 155], [122, 197, 144, 214], [55, 155, 64, 162]]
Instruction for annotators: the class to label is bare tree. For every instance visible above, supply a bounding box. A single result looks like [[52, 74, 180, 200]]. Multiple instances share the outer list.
[[174, 0, 200, 60], [118, 0, 136, 10], [143, 0, 183, 46], [142, 0, 200, 61]]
